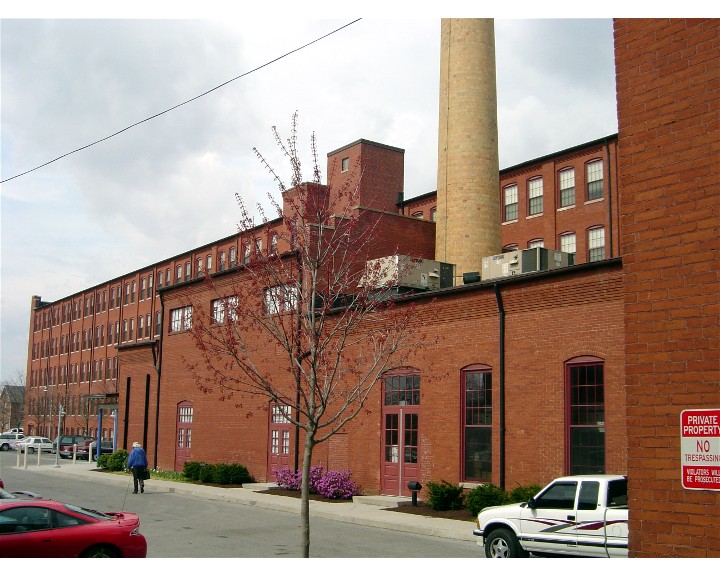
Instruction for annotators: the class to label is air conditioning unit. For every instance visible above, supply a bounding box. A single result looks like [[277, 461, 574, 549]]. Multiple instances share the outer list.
[[481, 248, 574, 281], [361, 255, 455, 291]]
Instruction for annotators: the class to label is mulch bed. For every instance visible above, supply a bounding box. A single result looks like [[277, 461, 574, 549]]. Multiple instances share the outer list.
[[259, 488, 475, 521]]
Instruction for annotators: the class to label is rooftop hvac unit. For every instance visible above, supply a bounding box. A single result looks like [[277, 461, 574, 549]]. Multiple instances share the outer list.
[[481, 247, 574, 281], [361, 255, 455, 291]]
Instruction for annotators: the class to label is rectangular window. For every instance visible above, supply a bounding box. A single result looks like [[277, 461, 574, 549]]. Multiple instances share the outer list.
[[184, 262, 191, 281], [528, 178, 543, 215], [270, 234, 278, 255], [196, 257, 203, 278], [264, 285, 297, 315], [212, 296, 238, 324], [568, 361, 605, 475], [586, 160, 603, 201], [229, 247, 237, 267], [559, 168, 575, 207], [140, 278, 146, 300], [219, 251, 226, 271], [383, 374, 420, 406], [170, 305, 193, 333], [528, 239, 544, 249], [560, 233, 576, 255], [503, 184, 518, 222], [588, 227, 605, 262], [206, 255, 212, 273], [243, 243, 251, 265], [272, 405, 291, 423], [254, 238, 262, 257], [341, 157, 349, 172], [463, 370, 492, 482], [155, 311, 162, 336]]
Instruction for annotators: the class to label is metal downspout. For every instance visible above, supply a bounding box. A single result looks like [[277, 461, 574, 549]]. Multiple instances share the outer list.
[[153, 294, 164, 471], [605, 138, 615, 258], [494, 283, 506, 491]]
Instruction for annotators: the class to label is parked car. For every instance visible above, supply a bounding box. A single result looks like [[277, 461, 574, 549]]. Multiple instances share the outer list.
[[54, 435, 95, 459], [0, 433, 24, 452], [0, 499, 147, 557], [14, 437, 55, 454], [3, 428, 23, 435], [0, 487, 43, 500], [89, 440, 115, 460]]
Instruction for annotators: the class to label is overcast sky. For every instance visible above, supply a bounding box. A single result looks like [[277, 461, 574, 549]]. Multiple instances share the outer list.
[[0, 12, 621, 381]]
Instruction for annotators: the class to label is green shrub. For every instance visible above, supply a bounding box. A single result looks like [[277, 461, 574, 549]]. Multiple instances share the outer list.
[[507, 483, 542, 503], [183, 461, 254, 485], [465, 483, 508, 516], [97, 449, 128, 472], [198, 463, 215, 483], [425, 480, 465, 511], [183, 461, 205, 481]]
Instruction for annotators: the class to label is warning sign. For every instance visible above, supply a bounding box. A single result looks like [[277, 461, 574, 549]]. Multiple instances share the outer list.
[[681, 408, 720, 491]]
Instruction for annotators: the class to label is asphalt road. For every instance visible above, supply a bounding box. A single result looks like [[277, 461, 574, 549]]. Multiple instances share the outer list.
[[0, 451, 481, 558]]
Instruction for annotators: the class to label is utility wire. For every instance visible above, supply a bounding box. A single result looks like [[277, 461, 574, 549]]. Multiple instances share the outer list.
[[1, 19, 362, 184]]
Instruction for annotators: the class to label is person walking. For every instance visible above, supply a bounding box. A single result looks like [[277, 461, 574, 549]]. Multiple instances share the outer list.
[[126, 441, 149, 494]]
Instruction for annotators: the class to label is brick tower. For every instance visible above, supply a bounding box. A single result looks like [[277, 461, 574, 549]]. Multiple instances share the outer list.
[[435, 18, 500, 283]]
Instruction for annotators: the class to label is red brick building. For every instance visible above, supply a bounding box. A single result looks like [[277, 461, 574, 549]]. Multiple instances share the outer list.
[[614, 18, 719, 557], [23, 18, 718, 556]]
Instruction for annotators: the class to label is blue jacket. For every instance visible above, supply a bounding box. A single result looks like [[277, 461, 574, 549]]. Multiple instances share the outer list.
[[127, 447, 148, 469]]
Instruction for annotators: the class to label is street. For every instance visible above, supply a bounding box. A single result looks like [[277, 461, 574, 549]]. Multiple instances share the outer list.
[[0, 451, 480, 558]]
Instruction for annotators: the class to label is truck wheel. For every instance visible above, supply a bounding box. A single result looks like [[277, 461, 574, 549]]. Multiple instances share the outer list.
[[0, 444, 8, 451], [484, 528, 527, 558]]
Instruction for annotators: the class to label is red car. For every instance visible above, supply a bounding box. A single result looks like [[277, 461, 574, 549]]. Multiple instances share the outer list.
[[0, 499, 147, 557]]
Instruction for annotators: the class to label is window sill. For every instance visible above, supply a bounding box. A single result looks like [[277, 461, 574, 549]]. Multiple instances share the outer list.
[[502, 219, 518, 226], [557, 205, 575, 212], [526, 213, 543, 219], [584, 197, 604, 205]]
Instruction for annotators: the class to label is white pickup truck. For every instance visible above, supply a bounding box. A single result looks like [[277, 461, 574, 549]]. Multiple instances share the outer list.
[[474, 474, 628, 558]]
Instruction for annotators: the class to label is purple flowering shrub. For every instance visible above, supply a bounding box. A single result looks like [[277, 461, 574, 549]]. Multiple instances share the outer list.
[[273, 466, 360, 499], [314, 469, 359, 499]]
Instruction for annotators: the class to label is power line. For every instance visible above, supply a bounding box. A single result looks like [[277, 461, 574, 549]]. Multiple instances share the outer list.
[[1, 19, 362, 184]]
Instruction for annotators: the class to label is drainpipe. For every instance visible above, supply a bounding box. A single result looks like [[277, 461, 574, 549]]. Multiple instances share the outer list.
[[494, 283, 506, 491], [152, 295, 164, 470], [604, 138, 614, 258]]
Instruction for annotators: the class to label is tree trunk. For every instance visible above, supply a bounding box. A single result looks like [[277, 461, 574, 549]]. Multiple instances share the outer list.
[[299, 430, 315, 558]]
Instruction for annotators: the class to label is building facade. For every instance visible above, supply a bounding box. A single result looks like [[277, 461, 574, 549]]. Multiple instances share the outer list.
[[22, 18, 719, 556]]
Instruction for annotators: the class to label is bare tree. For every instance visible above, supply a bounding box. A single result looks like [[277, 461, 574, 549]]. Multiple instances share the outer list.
[[184, 115, 428, 557]]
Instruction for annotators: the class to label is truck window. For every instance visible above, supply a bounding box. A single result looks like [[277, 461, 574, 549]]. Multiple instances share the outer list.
[[578, 481, 599, 510], [607, 478, 628, 507], [534, 481, 577, 509]]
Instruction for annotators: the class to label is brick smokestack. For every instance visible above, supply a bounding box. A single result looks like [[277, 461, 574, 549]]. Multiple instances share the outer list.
[[435, 19, 500, 283]]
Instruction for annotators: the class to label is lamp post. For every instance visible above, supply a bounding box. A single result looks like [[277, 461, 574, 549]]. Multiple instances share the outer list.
[[53, 404, 64, 468]]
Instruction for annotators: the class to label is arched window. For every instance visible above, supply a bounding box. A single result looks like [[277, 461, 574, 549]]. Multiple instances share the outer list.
[[566, 356, 605, 474], [462, 364, 492, 482]]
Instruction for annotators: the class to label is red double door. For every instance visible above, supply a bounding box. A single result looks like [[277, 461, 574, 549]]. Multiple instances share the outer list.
[[381, 405, 421, 496]]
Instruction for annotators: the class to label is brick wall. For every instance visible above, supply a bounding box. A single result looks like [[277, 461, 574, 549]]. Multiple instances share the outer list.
[[155, 260, 625, 494], [615, 18, 720, 557]]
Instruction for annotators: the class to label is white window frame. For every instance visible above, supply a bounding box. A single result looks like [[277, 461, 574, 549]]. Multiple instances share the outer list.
[[588, 227, 606, 262], [503, 184, 518, 222], [559, 168, 576, 208], [560, 232, 576, 255], [264, 285, 298, 315], [586, 160, 604, 201], [528, 177, 543, 216], [170, 305, 193, 333]]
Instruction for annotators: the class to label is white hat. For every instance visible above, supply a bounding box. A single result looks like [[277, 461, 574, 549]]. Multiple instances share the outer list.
[[133, 442, 141, 448]]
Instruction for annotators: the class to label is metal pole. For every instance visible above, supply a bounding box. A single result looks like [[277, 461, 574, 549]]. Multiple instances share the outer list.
[[54, 404, 63, 468]]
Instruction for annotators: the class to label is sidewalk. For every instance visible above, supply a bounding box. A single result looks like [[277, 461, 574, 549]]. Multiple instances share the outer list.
[[12, 460, 476, 543]]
